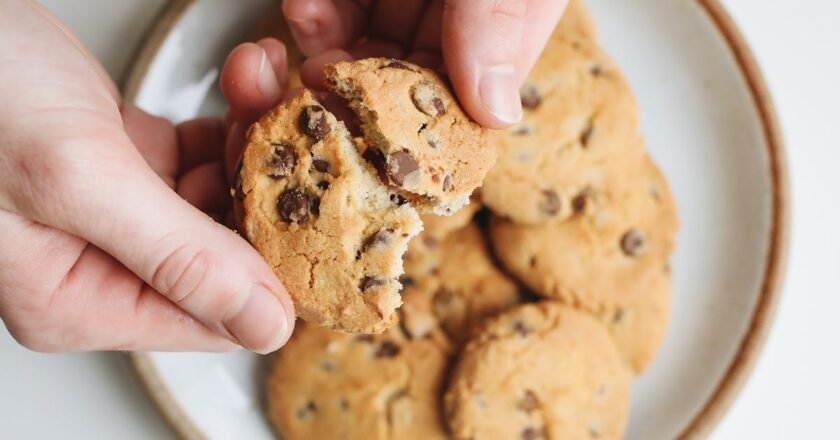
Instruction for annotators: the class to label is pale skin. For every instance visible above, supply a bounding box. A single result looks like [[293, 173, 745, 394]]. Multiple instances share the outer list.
[[0, 0, 567, 353]]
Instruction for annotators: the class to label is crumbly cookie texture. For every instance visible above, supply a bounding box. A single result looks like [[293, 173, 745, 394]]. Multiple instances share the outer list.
[[482, 33, 643, 224], [325, 58, 496, 215], [444, 302, 632, 440], [419, 195, 482, 239], [489, 153, 678, 311], [235, 90, 422, 333], [598, 268, 671, 374], [403, 223, 521, 345], [267, 289, 451, 440]]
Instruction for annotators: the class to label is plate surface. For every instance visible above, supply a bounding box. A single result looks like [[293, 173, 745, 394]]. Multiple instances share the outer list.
[[127, 0, 787, 439]]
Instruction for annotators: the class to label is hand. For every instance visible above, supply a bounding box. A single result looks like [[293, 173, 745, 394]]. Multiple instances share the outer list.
[[0, 0, 295, 353], [280, 0, 569, 128]]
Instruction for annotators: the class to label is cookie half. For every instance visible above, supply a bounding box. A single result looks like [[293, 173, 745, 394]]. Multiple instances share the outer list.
[[235, 90, 422, 333], [267, 290, 451, 440], [325, 58, 495, 215], [444, 302, 632, 440], [489, 153, 678, 311]]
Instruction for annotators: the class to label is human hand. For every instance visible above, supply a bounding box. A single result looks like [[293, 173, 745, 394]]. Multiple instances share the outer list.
[[280, 0, 569, 128], [0, 0, 295, 353]]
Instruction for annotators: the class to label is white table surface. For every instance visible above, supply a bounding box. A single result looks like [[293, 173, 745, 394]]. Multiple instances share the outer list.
[[2, 1, 838, 438]]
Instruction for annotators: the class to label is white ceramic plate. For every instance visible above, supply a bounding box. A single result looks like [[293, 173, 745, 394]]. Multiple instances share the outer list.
[[126, 0, 788, 439]]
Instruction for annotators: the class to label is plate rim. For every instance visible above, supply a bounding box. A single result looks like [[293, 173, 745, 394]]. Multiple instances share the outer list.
[[124, 1, 790, 438]]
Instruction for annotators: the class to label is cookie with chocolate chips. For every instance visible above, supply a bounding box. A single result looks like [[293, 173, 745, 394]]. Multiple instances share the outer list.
[[444, 302, 632, 440], [482, 32, 644, 224], [266, 288, 452, 440], [235, 89, 422, 333], [489, 153, 678, 312], [403, 223, 521, 345], [324, 58, 496, 215]]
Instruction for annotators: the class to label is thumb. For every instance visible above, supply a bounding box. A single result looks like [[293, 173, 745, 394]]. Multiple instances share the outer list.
[[442, 0, 566, 128], [6, 135, 296, 354]]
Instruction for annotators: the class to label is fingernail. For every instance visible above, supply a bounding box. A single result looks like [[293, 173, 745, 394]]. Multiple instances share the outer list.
[[478, 64, 522, 125], [257, 49, 281, 101], [223, 285, 290, 354], [287, 18, 318, 36]]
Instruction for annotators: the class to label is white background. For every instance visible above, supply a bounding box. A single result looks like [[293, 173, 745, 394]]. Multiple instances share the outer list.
[[1, 1, 838, 438]]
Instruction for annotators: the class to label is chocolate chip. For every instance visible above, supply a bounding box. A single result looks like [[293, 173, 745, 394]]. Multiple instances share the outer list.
[[359, 276, 385, 292], [410, 81, 446, 117], [398, 275, 415, 287], [319, 361, 336, 372], [590, 64, 604, 77], [580, 123, 594, 148], [422, 235, 438, 247], [374, 340, 401, 358], [363, 229, 395, 252], [339, 399, 350, 411], [312, 159, 330, 173], [317, 180, 330, 190], [300, 105, 330, 140], [355, 334, 375, 343], [513, 321, 531, 337], [520, 84, 542, 110], [529, 256, 538, 268], [418, 122, 428, 134], [521, 427, 546, 440], [539, 190, 561, 216], [518, 390, 539, 412], [278, 189, 310, 223], [513, 124, 533, 136], [380, 59, 418, 72], [268, 143, 297, 178], [572, 191, 588, 214], [296, 401, 317, 421], [620, 229, 645, 257], [387, 151, 420, 186], [612, 309, 625, 324], [309, 196, 321, 216], [390, 193, 409, 206], [362, 148, 390, 185], [442, 175, 452, 192], [232, 156, 245, 200]]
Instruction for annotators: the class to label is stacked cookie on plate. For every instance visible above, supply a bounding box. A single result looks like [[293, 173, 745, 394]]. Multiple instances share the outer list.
[[253, 1, 678, 439]]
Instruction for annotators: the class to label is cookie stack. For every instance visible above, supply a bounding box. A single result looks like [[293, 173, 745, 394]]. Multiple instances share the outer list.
[[259, 1, 678, 439]]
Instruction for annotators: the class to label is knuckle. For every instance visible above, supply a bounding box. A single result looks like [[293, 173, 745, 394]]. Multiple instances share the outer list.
[[152, 244, 213, 305]]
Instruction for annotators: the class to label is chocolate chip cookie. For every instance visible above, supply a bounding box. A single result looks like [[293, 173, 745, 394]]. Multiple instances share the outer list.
[[235, 90, 422, 333], [559, 0, 598, 40], [325, 58, 496, 215], [444, 302, 632, 440], [489, 153, 678, 311], [482, 33, 644, 224], [403, 223, 521, 344], [267, 289, 451, 440]]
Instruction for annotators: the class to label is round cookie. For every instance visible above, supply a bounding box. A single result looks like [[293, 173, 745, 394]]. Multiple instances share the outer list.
[[489, 153, 678, 311], [482, 32, 644, 224], [235, 89, 422, 333], [403, 224, 521, 344], [325, 58, 495, 215], [444, 302, 632, 440], [598, 268, 671, 374], [267, 291, 451, 440]]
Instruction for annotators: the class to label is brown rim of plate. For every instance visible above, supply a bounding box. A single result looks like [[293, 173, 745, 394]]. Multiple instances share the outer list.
[[123, 0, 790, 439]]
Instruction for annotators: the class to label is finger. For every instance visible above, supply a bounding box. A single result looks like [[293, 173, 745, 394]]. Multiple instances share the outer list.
[[0, 211, 236, 352], [412, 0, 444, 52], [348, 39, 405, 61], [176, 117, 226, 173], [220, 41, 286, 125], [256, 38, 290, 88], [442, 0, 566, 128], [369, 0, 429, 46], [121, 104, 178, 186], [282, 0, 370, 56], [406, 51, 443, 71], [299, 49, 354, 91], [6, 136, 296, 354], [177, 162, 230, 215]]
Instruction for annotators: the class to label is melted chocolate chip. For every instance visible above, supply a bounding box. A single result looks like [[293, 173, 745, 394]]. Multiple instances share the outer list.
[[312, 159, 330, 173], [580, 123, 594, 148], [590, 64, 604, 77], [520, 85, 542, 110], [390, 193, 409, 206], [374, 340, 401, 358], [539, 190, 561, 216], [380, 59, 419, 72], [309, 196, 321, 216], [363, 229, 395, 252], [572, 191, 588, 214], [300, 105, 331, 140], [359, 276, 385, 292], [278, 189, 310, 223], [268, 143, 297, 178], [362, 148, 390, 185], [387, 151, 420, 186], [317, 180, 330, 190], [411, 81, 446, 117], [620, 229, 645, 257]]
